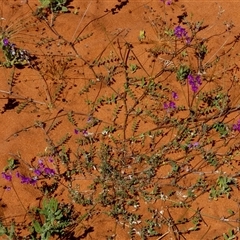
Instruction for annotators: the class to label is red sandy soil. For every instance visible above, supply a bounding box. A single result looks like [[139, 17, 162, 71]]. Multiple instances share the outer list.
[[0, 0, 240, 239]]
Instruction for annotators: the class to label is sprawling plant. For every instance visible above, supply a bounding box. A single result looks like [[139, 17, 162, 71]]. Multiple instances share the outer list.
[[0, 0, 240, 239]]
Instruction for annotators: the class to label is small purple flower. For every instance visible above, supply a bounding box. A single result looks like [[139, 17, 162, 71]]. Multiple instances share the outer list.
[[29, 178, 37, 185], [34, 169, 41, 176], [74, 129, 79, 134], [38, 159, 44, 165], [44, 167, 55, 176], [23, 177, 31, 184], [172, 91, 178, 100], [16, 172, 37, 185], [87, 116, 93, 122], [82, 129, 89, 137], [174, 26, 187, 38], [188, 142, 199, 148], [163, 102, 169, 109], [38, 159, 45, 170], [188, 74, 202, 93], [2, 172, 12, 181], [3, 38, 9, 46], [169, 101, 176, 108], [164, 101, 176, 109], [20, 176, 30, 184], [193, 142, 199, 147], [186, 36, 191, 45], [17, 174, 29, 184], [195, 75, 201, 85], [233, 120, 240, 131]]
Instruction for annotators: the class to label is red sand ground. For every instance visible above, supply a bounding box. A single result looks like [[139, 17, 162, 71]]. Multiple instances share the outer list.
[[0, 1, 240, 239]]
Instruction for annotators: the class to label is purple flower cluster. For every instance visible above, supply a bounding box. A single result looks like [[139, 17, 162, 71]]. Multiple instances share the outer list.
[[164, 101, 176, 110], [233, 120, 240, 131], [2, 172, 12, 181], [1, 158, 56, 188], [174, 26, 187, 38], [188, 74, 202, 93], [16, 159, 55, 185], [34, 159, 55, 177], [16, 172, 37, 185], [174, 26, 191, 44]]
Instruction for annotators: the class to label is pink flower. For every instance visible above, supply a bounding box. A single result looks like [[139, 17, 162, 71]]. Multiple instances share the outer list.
[[160, 0, 172, 5]]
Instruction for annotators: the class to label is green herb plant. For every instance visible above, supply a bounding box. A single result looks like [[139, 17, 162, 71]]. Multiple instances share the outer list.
[[30, 198, 74, 240], [38, 0, 69, 14]]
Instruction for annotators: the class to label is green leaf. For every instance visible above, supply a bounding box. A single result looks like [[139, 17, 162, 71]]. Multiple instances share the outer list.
[[61, 6, 68, 12], [0, 225, 6, 236], [39, 0, 51, 8], [33, 220, 42, 233]]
